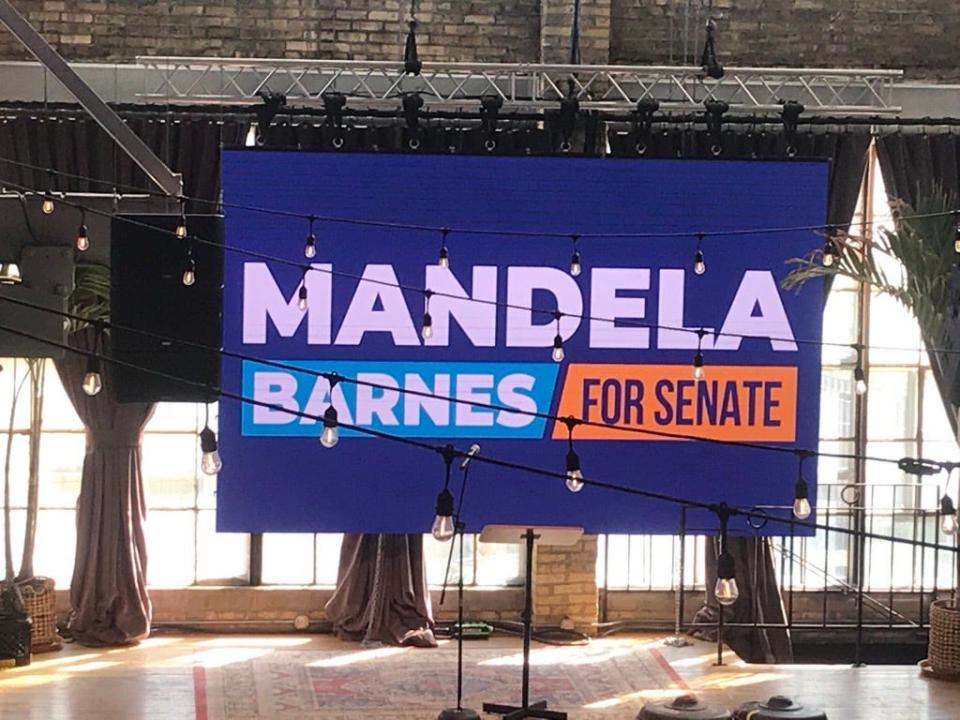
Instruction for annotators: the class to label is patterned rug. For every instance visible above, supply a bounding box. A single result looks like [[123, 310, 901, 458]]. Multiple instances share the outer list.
[[198, 639, 687, 719]]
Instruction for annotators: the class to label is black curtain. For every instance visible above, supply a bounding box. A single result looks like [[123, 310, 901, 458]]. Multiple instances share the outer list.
[[876, 131, 960, 431], [611, 126, 871, 663]]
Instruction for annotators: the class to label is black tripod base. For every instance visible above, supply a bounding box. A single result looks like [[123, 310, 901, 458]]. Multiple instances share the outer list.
[[482, 701, 567, 720], [438, 707, 481, 720]]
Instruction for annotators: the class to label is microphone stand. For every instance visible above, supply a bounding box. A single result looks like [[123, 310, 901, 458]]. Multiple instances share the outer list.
[[438, 458, 480, 720]]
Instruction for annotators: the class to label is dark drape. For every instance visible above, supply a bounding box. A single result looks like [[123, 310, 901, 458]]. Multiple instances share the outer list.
[[54, 328, 155, 646], [610, 126, 870, 663], [876, 132, 960, 432], [325, 534, 437, 647]]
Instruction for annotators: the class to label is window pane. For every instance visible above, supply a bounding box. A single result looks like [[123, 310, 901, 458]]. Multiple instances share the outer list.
[[146, 402, 201, 433], [38, 432, 84, 509], [922, 371, 955, 443], [476, 538, 521, 586], [868, 292, 922, 366], [817, 440, 856, 489], [33, 509, 76, 587], [145, 510, 196, 586], [819, 369, 854, 440], [196, 510, 248, 584], [40, 360, 83, 431], [141, 434, 197, 508], [820, 291, 858, 365], [262, 533, 315, 585], [867, 368, 918, 441], [602, 534, 629, 589], [315, 533, 343, 586], [0, 358, 37, 430], [425, 533, 473, 586], [0, 433, 29, 507]]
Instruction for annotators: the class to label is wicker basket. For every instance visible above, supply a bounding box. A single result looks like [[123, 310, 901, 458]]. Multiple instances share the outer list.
[[17, 577, 60, 653], [929, 599, 960, 676]]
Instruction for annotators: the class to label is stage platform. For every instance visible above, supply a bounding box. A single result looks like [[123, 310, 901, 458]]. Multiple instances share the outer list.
[[0, 632, 956, 719]]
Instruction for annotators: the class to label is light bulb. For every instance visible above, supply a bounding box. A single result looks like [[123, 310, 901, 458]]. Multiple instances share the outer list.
[[432, 514, 455, 542], [954, 227, 960, 254], [201, 450, 223, 475], [421, 313, 433, 340], [854, 366, 867, 396], [82, 371, 102, 397], [76, 224, 89, 252], [438, 245, 450, 269], [566, 469, 584, 493], [694, 250, 706, 275], [941, 513, 958, 536], [176, 216, 188, 239], [693, 352, 704, 381], [715, 577, 739, 606], [182, 266, 196, 286], [552, 334, 564, 363], [305, 234, 317, 258], [823, 243, 836, 267], [41, 195, 55, 215], [793, 496, 812, 520], [570, 251, 582, 277], [320, 424, 339, 448], [320, 405, 339, 448], [200, 426, 222, 475], [298, 285, 308, 311]]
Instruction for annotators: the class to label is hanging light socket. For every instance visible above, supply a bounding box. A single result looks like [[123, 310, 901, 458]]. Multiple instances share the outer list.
[[320, 404, 339, 448], [715, 549, 739, 606], [200, 425, 223, 475], [432, 488, 455, 541]]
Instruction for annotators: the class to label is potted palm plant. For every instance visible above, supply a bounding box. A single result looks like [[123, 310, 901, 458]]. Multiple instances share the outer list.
[[784, 188, 960, 678]]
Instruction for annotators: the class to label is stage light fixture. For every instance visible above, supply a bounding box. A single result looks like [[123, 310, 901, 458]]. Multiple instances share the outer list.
[[422, 290, 434, 340], [82, 352, 102, 397], [76, 210, 90, 252], [563, 418, 584, 493], [715, 549, 739, 606], [569, 234, 582, 277], [320, 374, 341, 448], [200, 426, 223, 476], [941, 494, 958, 536], [438, 228, 450, 269], [305, 216, 317, 259], [693, 233, 706, 275], [0, 262, 22, 285], [551, 312, 565, 363]]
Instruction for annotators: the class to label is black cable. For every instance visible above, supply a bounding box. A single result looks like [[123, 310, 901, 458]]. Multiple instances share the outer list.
[[4, 177, 957, 359], [0, 319, 956, 556]]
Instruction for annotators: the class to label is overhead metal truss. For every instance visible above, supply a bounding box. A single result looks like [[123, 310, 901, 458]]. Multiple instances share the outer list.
[[137, 57, 903, 116]]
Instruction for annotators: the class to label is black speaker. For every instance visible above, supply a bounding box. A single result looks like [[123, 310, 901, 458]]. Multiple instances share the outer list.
[[111, 214, 223, 403]]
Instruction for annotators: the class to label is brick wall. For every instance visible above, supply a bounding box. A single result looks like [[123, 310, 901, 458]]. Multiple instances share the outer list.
[[533, 535, 598, 634], [610, 0, 960, 80], [0, 1, 957, 79]]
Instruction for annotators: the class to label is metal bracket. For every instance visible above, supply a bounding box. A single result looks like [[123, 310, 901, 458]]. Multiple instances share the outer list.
[[0, 0, 182, 197]]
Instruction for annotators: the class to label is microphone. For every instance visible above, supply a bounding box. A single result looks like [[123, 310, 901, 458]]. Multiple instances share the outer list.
[[460, 443, 480, 470]]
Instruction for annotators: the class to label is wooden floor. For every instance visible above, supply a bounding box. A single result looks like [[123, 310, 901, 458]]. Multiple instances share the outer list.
[[0, 632, 957, 719]]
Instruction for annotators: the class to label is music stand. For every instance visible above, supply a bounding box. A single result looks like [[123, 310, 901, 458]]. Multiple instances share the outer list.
[[479, 525, 584, 720]]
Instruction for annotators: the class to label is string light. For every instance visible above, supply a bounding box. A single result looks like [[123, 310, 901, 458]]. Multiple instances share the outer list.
[[421, 290, 433, 340], [853, 345, 867, 396], [714, 506, 738, 606], [76, 210, 89, 252], [822, 232, 838, 267], [438, 227, 450, 269], [199, 405, 222, 475], [297, 269, 309, 311], [182, 251, 196, 287], [569, 233, 582, 277], [693, 328, 706, 382], [81, 331, 103, 396], [693, 233, 706, 275], [432, 445, 456, 542], [552, 312, 565, 363], [941, 494, 958, 536], [320, 373, 341, 448], [954, 211, 960, 255], [175, 200, 188, 239], [304, 215, 317, 259], [793, 452, 812, 520], [41, 174, 56, 215], [563, 418, 584, 493]]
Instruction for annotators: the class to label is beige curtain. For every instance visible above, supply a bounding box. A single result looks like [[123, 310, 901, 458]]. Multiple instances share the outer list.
[[55, 328, 155, 646]]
